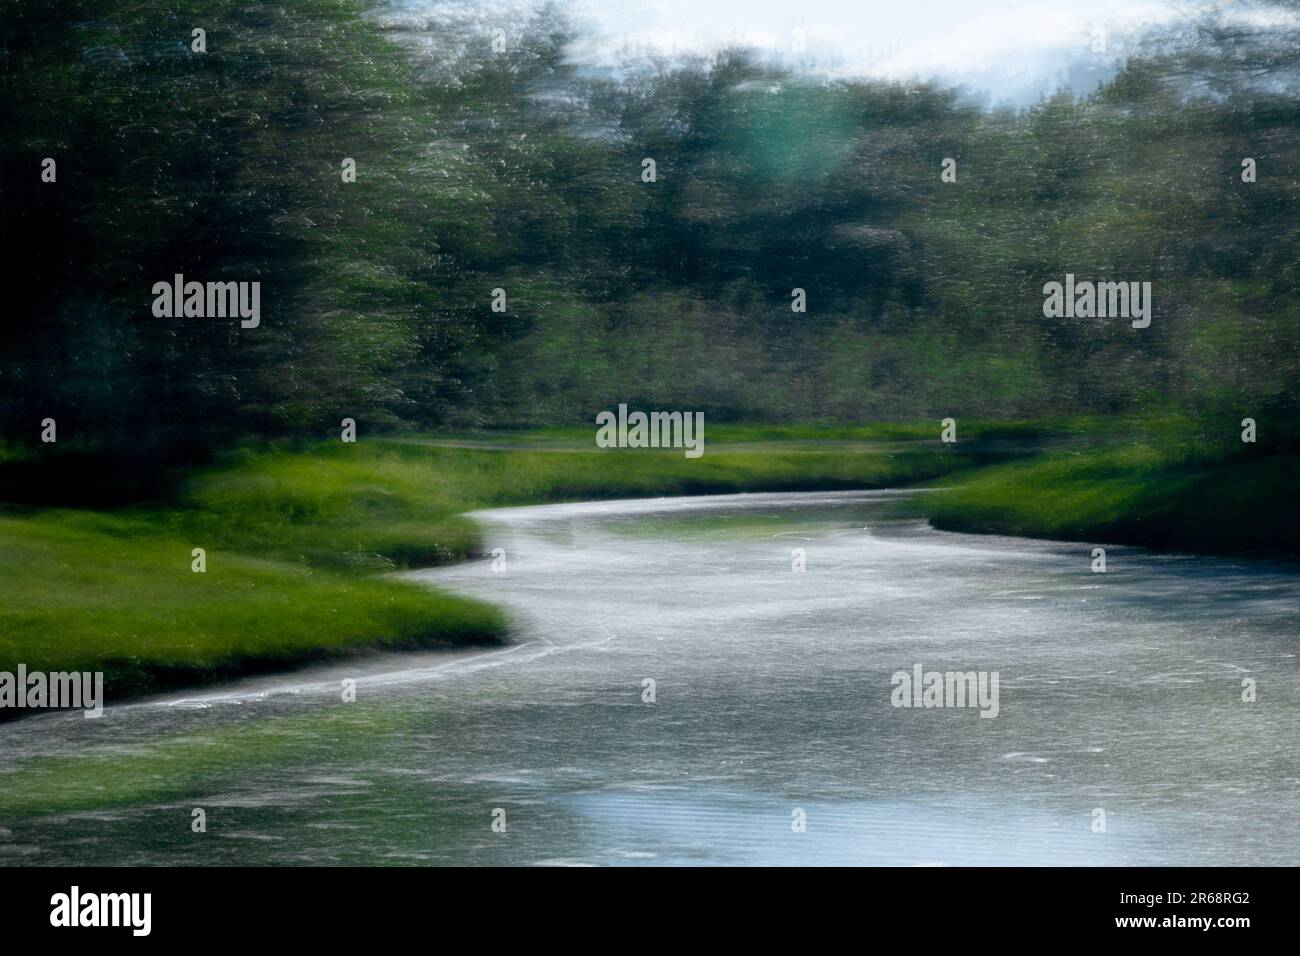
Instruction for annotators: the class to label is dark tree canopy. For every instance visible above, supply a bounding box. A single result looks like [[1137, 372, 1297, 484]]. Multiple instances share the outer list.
[[3, 0, 1298, 474]]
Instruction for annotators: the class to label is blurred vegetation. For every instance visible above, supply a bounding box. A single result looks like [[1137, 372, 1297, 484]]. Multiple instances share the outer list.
[[2, 1, 1298, 471]]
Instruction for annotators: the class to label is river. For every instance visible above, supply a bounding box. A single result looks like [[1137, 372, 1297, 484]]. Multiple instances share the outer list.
[[1, 490, 1297, 865]]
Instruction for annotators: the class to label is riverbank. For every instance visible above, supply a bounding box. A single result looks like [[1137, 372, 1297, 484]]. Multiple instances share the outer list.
[[916, 423, 1299, 558], [0, 423, 1023, 712], [6, 484, 1298, 860], [1, 419, 1291, 715]]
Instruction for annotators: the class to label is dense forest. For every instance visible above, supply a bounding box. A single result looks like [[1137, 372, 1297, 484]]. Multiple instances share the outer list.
[[3, 0, 1299, 471]]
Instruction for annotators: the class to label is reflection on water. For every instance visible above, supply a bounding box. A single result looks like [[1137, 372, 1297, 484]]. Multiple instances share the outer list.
[[1, 490, 1297, 865], [562, 789, 1167, 867]]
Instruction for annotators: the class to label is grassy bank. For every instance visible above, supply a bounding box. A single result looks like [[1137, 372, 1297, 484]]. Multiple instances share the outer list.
[[179, 423, 1032, 569], [2, 419, 1291, 714], [918, 444, 1300, 557], [0, 509, 508, 706], [0, 424, 1024, 711]]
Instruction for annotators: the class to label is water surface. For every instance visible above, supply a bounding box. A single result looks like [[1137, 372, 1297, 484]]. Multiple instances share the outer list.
[[2, 490, 1296, 865]]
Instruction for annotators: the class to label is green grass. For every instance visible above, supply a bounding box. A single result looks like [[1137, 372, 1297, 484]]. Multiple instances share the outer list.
[[2, 421, 1291, 714], [172, 424, 1036, 570], [0, 509, 506, 704], [917, 443, 1300, 556], [1, 425, 1014, 711]]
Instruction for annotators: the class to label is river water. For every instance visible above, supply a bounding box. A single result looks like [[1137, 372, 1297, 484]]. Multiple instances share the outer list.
[[2, 490, 1297, 865]]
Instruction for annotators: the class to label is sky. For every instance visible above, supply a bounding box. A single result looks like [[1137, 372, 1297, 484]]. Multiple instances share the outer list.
[[397, 0, 1300, 106], [552, 0, 1194, 104]]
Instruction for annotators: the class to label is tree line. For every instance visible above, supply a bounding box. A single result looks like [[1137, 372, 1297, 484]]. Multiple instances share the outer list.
[[2, 0, 1298, 479]]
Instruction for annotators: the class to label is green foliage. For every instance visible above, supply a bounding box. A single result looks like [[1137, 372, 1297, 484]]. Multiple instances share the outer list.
[[0, 506, 506, 706], [4, 4, 1298, 458], [920, 443, 1300, 556]]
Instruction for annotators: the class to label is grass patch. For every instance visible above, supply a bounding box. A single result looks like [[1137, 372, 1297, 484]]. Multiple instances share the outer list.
[[0, 509, 505, 705], [917, 443, 1300, 557], [4, 420, 1289, 713], [1, 425, 1013, 710], [175, 426, 1028, 569]]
